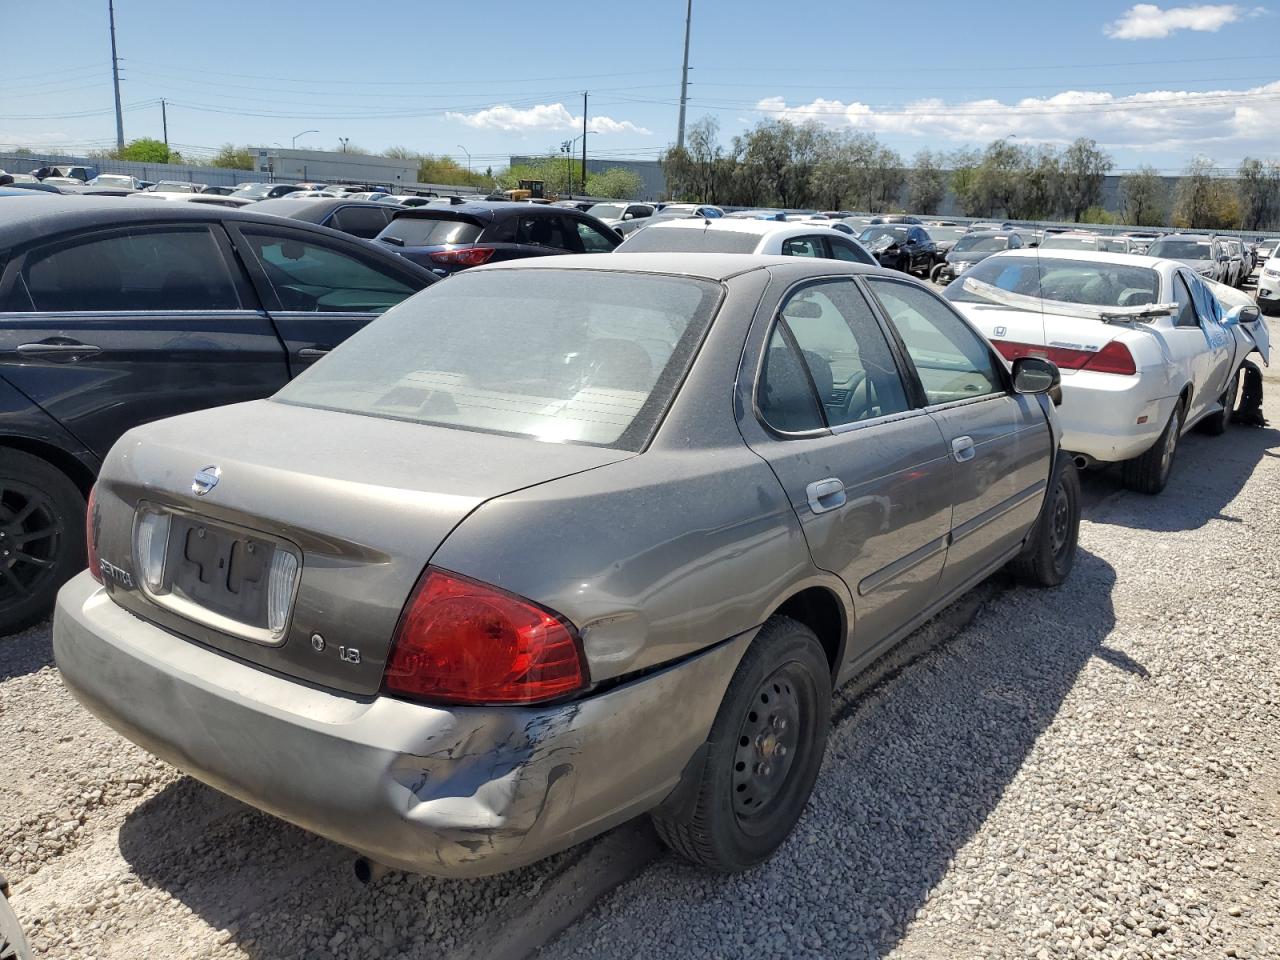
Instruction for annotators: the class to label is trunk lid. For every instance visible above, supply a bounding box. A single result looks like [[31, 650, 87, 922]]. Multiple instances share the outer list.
[[95, 398, 631, 695], [955, 302, 1120, 369]]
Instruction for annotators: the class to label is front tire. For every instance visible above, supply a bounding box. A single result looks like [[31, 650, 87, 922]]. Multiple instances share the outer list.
[[0, 450, 86, 636], [1011, 452, 1080, 587], [1199, 368, 1239, 436], [652, 616, 831, 872], [1122, 401, 1183, 495]]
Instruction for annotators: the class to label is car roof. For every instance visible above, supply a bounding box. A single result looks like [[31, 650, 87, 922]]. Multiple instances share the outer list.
[[983, 248, 1179, 270], [0, 194, 368, 250], [479, 251, 889, 282], [391, 201, 570, 222], [963, 230, 1019, 238], [249, 197, 392, 220], [635, 218, 849, 239]]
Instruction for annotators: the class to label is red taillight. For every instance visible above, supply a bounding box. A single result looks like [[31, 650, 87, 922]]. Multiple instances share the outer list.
[[383, 568, 587, 705], [992, 339, 1136, 376], [429, 247, 495, 267], [86, 484, 101, 582]]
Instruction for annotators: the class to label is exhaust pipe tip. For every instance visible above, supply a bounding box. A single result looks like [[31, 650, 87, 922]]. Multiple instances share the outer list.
[[353, 857, 393, 885], [1071, 454, 1094, 471]]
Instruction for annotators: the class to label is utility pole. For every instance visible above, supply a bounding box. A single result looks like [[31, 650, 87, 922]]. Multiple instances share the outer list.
[[109, 0, 124, 151], [581, 91, 588, 196], [676, 0, 692, 150], [160, 99, 168, 152]]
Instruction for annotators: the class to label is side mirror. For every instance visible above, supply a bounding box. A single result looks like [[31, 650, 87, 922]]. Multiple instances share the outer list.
[[621, 213, 634, 221], [1012, 356, 1061, 398], [1223, 304, 1260, 326]]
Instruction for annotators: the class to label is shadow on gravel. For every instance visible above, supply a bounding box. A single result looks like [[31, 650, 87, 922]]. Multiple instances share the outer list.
[[1081, 423, 1280, 533], [0, 621, 53, 683], [117, 774, 588, 959]]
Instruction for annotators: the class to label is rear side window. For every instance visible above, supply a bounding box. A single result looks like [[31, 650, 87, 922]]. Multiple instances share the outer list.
[[867, 278, 1002, 405], [781, 236, 823, 258], [242, 231, 418, 313], [328, 206, 393, 239], [516, 215, 575, 251], [379, 216, 483, 246], [7, 226, 240, 313]]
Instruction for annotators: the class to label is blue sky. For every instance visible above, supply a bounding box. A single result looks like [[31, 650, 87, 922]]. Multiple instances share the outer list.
[[3, 1, 1278, 172]]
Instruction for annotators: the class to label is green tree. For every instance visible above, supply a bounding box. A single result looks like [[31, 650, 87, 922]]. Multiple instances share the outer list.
[[210, 143, 254, 170], [1010, 145, 1062, 221], [586, 168, 644, 199], [116, 138, 180, 164], [947, 148, 983, 216], [1173, 157, 1239, 229], [907, 149, 947, 215], [417, 154, 485, 188], [1237, 157, 1280, 231], [383, 146, 418, 160], [1060, 137, 1112, 222], [1120, 166, 1167, 226], [968, 139, 1023, 217]]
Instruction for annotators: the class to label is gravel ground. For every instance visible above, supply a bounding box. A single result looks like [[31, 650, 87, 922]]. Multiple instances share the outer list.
[[2, 341, 1278, 960]]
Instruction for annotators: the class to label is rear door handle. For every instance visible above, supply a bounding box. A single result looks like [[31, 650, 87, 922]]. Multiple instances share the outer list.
[[952, 436, 976, 462], [16, 341, 103, 361], [805, 478, 847, 514], [298, 347, 330, 360]]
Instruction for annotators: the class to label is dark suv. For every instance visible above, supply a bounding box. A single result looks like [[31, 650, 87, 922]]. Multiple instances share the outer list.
[[374, 202, 620, 275], [0, 196, 436, 634]]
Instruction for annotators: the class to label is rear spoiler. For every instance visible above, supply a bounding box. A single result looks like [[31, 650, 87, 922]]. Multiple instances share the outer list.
[[960, 277, 1176, 324]]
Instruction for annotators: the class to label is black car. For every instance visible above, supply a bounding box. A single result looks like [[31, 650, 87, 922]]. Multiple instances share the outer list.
[[248, 197, 399, 239], [857, 224, 937, 276], [229, 183, 305, 201], [0, 196, 436, 634], [374, 202, 620, 275], [869, 214, 922, 225], [933, 230, 1025, 284]]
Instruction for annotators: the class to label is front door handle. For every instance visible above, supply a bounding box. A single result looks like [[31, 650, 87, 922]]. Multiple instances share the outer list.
[[952, 436, 976, 462], [16, 341, 103, 362], [298, 347, 330, 360], [806, 478, 846, 514]]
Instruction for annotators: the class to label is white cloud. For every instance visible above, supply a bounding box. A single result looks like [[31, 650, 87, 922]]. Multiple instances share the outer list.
[[445, 103, 650, 136], [755, 81, 1280, 153], [1104, 3, 1257, 39]]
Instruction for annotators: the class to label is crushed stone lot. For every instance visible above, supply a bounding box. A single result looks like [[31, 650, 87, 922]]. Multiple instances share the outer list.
[[2, 364, 1278, 960]]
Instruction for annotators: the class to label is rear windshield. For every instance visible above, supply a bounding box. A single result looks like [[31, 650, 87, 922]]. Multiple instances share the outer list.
[[1039, 235, 1098, 250], [859, 226, 910, 243], [619, 227, 760, 254], [1147, 239, 1212, 259], [378, 215, 483, 246], [953, 235, 1008, 254], [587, 203, 626, 220], [945, 256, 1160, 309], [274, 269, 722, 450]]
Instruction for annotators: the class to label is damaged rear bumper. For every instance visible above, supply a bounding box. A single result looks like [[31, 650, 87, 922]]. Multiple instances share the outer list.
[[54, 572, 749, 878]]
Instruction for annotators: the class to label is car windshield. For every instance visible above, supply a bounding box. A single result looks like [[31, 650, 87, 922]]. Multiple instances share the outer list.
[[1039, 235, 1098, 250], [859, 226, 909, 243], [619, 227, 761, 254], [274, 269, 721, 450], [231, 184, 272, 199], [946, 256, 1161, 312], [1147, 238, 1212, 259], [952, 235, 1008, 254], [378, 216, 483, 246], [587, 203, 626, 219]]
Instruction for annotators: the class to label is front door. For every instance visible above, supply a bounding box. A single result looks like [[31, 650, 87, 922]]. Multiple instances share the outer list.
[[863, 276, 1053, 596], [739, 277, 954, 663], [0, 222, 288, 459]]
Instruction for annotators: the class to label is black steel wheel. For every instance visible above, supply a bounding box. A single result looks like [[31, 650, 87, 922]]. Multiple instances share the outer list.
[[0, 450, 86, 636], [651, 616, 831, 871], [1012, 451, 1080, 588], [1199, 368, 1239, 437]]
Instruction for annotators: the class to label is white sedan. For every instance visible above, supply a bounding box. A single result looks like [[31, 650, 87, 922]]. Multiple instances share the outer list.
[[616, 218, 876, 264], [1258, 255, 1280, 315], [944, 250, 1268, 494]]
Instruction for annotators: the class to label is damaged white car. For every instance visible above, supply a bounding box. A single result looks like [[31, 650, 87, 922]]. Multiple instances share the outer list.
[[944, 250, 1269, 494]]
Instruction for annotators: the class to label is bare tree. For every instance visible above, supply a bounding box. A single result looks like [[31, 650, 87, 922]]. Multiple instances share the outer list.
[[1237, 157, 1280, 231], [1120, 166, 1167, 226]]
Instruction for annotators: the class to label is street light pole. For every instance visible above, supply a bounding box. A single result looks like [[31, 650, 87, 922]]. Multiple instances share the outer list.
[[108, 0, 125, 150], [292, 129, 318, 149], [339, 137, 350, 153], [676, 0, 692, 150]]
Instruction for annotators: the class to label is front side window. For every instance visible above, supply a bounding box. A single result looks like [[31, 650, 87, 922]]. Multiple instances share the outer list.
[[758, 280, 910, 432], [868, 278, 1003, 405], [242, 231, 417, 314], [274, 269, 721, 450], [8, 226, 240, 313], [1171, 274, 1199, 328], [574, 219, 618, 253]]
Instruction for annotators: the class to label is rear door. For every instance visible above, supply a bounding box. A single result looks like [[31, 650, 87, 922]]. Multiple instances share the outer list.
[[738, 276, 955, 662], [865, 276, 1052, 596], [226, 223, 428, 375], [512, 213, 579, 258], [0, 221, 288, 459]]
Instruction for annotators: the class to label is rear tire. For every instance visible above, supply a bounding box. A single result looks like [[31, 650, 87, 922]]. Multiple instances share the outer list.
[[1122, 401, 1183, 495], [1011, 452, 1080, 588], [0, 873, 35, 960], [0, 450, 86, 636], [1199, 368, 1239, 436], [652, 616, 831, 872]]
